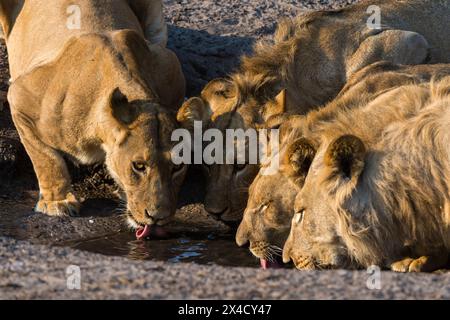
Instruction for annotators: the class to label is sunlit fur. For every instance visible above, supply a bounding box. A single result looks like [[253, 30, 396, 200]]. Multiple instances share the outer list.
[[177, 0, 450, 223], [238, 63, 450, 262], [4, 1, 186, 220], [285, 76, 450, 272]]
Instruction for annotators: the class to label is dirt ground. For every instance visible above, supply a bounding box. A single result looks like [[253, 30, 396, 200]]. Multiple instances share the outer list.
[[1, 237, 449, 299], [1, 0, 449, 300]]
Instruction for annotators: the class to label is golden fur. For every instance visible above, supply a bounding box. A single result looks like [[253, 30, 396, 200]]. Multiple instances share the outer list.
[[2, 1, 187, 227], [178, 0, 450, 222], [237, 63, 450, 263], [283, 76, 450, 272]]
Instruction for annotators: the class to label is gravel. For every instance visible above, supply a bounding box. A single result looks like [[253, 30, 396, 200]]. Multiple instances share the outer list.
[[1, 237, 449, 299]]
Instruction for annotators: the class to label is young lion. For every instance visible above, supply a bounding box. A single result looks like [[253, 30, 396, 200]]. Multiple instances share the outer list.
[[178, 0, 450, 223], [236, 63, 450, 268], [1, 0, 186, 237], [283, 76, 450, 272]]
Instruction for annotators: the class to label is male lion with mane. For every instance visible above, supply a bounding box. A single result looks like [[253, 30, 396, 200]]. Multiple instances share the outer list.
[[283, 76, 450, 272], [1, 0, 186, 239], [178, 0, 450, 223], [237, 62, 450, 268]]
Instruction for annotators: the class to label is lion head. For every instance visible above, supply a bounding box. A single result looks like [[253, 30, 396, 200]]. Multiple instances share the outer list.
[[281, 75, 450, 270], [282, 135, 365, 270], [235, 125, 317, 267], [284, 76, 450, 272], [102, 89, 188, 235], [177, 77, 287, 223], [235, 170, 297, 268]]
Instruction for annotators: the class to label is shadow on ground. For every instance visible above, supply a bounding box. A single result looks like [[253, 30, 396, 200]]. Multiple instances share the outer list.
[[167, 25, 254, 96]]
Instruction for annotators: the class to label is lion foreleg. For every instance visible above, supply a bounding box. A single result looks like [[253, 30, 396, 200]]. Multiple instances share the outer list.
[[11, 111, 80, 217], [128, 0, 167, 47]]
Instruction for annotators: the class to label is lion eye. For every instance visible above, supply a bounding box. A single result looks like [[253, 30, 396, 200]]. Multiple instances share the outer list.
[[294, 209, 305, 224], [132, 162, 147, 173]]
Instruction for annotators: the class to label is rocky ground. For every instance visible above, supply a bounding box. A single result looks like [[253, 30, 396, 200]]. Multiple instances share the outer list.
[[0, 0, 449, 300], [1, 237, 449, 299]]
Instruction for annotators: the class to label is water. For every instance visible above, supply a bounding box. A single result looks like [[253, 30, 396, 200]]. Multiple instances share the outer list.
[[0, 196, 259, 268], [68, 232, 260, 268]]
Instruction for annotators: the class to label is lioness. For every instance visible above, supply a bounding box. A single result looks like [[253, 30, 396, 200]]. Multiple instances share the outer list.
[[236, 62, 450, 268], [283, 76, 450, 272], [1, 0, 186, 237], [178, 0, 450, 223]]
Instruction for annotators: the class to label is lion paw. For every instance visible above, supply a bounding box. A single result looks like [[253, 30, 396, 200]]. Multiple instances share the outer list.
[[390, 257, 415, 272], [35, 193, 81, 217], [390, 255, 447, 273]]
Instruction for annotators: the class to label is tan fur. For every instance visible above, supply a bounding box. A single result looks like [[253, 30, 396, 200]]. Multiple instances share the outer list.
[[3, 1, 187, 226], [237, 63, 450, 262], [242, 0, 449, 109], [283, 76, 450, 272], [178, 0, 450, 222]]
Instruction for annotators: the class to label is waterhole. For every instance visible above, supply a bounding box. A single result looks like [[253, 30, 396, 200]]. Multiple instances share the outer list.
[[0, 196, 259, 268], [67, 232, 259, 268]]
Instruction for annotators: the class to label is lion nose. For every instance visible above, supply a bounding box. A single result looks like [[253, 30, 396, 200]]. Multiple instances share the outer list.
[[282, 250, 292, 264], [144, 207, 169, 223], [144, 209, 155, 222], [282, 239, 293, 263], [204, 204, 229, 216]]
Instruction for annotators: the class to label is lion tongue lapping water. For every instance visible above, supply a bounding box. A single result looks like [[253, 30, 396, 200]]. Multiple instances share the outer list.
[[136, 225, 169, 240], [260, 259, 282, 270]]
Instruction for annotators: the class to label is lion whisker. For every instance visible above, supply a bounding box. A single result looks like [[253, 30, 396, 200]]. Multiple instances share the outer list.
[[270, 245, 283, 253]]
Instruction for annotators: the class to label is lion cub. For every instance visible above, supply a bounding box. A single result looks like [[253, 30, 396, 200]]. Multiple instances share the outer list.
[[283, 76, 450, 272]]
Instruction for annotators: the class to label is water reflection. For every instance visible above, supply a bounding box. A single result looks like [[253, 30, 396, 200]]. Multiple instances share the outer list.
[[70, 232, 259, 268]]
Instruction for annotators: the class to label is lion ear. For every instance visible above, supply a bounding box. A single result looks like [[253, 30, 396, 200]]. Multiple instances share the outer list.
[[201, 78, 236, 115], [177, 78, 235, 131], [274, 89, 286, 110], [201, 78, 235, 100], [284, 138, 316, 184], [262, 89, 287, 122], [177, 97, 210, 131], [324, 135, 366, 180], [109, 88, 138, 126]]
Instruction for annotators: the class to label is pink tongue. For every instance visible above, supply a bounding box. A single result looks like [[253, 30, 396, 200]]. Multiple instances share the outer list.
[[136, 225, 169, 240], [136, 225, 152, 240], [260, 259, 282, 270]]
